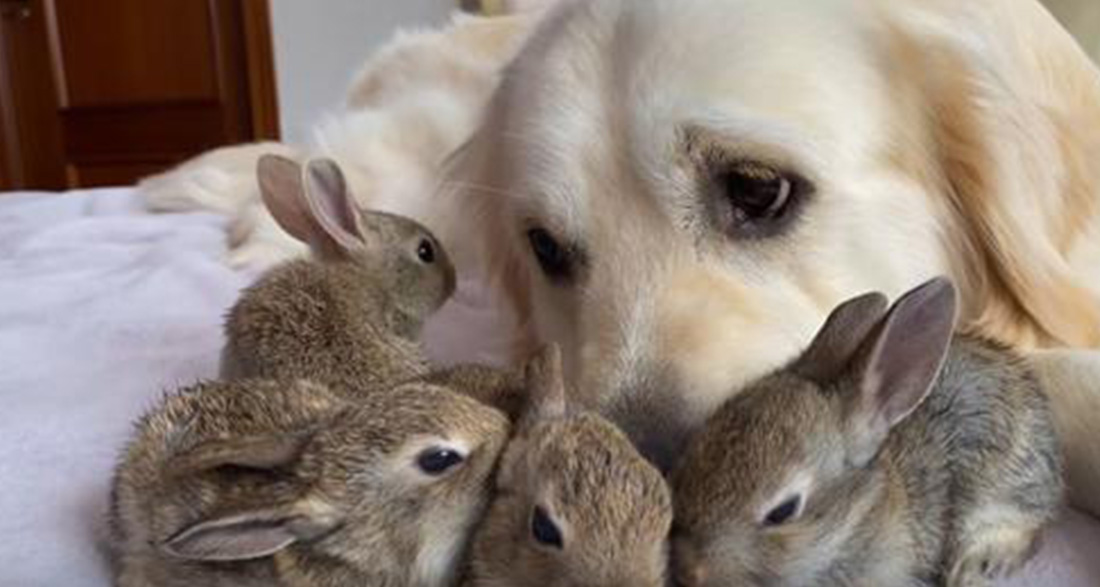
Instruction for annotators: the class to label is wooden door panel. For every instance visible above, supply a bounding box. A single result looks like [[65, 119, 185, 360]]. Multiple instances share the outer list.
[[48, 0, 219, 107], [45, 0, 257, 186], [67, 162, 169, 188], [0, 0, 278, 190], [62, 102, 227, 175], [0, 0, 66, 189]]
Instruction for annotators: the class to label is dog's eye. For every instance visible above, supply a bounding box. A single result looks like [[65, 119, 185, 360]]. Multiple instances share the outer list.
[[527, 228, 574, 282], [416, 447, 465, 476], [716, 162, 808, 238], [762, 495, 802, 527], [531, 505, 564, 548]]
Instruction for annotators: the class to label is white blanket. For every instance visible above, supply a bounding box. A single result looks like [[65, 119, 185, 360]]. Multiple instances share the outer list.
[[0, 188, 1097, 586]]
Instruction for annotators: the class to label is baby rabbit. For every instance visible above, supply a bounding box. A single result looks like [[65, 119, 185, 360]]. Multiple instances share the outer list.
[[110, 378, 510, 587], [671, 278, 1063, 587], [462, 345, 674, 587], [220, 154, 455, 397]]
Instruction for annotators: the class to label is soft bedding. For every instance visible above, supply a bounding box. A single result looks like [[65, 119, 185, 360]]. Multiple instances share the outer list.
[[0, 188, 1098, 587]]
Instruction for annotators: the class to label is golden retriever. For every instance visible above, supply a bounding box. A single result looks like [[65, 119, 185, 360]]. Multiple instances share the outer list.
[[440, 0, 1100, 507]]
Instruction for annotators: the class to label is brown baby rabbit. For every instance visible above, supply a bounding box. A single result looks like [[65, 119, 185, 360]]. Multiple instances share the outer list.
[[672, 278, 1063, 587], [462, 345, 674, 587], [220, 154, 456, 396], [110, 378, 510, 587]]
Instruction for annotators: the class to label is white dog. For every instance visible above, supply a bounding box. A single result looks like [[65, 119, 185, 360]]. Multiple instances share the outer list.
[[440, 0, 1100, 506]]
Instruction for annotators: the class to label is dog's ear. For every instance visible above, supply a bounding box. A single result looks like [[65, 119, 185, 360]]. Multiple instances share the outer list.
[[888, 0, 1100, 347]]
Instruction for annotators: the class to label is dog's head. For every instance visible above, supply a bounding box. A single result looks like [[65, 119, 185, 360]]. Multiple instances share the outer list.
[[441, 0, 1100, 468]]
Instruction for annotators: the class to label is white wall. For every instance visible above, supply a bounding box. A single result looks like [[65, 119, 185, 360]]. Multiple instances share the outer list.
[[269, 0, 457, 143], [1043, 0, 1100, 62]]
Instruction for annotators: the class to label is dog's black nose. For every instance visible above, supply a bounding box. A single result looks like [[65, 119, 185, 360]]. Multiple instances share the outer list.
[[604, 387, 695, 475]]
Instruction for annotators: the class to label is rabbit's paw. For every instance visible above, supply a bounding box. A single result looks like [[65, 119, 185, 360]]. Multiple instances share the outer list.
[[947, 525, 1039, 587]]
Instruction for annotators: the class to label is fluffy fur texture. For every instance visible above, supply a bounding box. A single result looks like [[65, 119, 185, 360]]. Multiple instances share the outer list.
[[438, 0, 1100, 496], [672, 281, 1063, 587], [110, 379, 510, 587]]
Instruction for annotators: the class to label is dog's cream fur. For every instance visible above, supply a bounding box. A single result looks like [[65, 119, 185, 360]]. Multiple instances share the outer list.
[[440, 0, 1100, 499]]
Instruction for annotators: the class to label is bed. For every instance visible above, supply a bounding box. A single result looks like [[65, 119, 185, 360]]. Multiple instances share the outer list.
[[1, 187, 1098, 586]]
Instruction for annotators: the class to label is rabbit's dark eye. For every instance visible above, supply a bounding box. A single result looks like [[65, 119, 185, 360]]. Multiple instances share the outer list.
[[417, 239, 436, 264], [416, 447, 464, 476], [531, 506, 563, 548], [763, 495, 801, 527], [527, 228, 575, 283]]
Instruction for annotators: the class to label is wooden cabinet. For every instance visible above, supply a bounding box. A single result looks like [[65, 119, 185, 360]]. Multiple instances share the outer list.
[[0, 0, 278, 190]]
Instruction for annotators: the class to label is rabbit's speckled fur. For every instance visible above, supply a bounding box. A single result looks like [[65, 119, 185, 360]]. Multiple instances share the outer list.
[[220, 155, 455, 398], [109, 378, 510, 587], [672, 279, 1063, 587], [462, 346, 673, 587]]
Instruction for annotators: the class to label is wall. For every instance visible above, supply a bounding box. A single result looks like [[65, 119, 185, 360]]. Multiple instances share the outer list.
[[1043, 0, 1100, 62], [269, 0, 457, 143]]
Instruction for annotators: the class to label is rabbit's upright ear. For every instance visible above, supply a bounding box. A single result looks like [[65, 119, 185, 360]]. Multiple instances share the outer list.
[[301, 158, 372, 258], [518, 344, 567, 430], [842, 278, 957, 466], [258, 154, 316, 245], [162, 502, 339, 562], [161, 432, 339, 562], [258, 154, 367, 260], [792, 291, 889, 384]]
